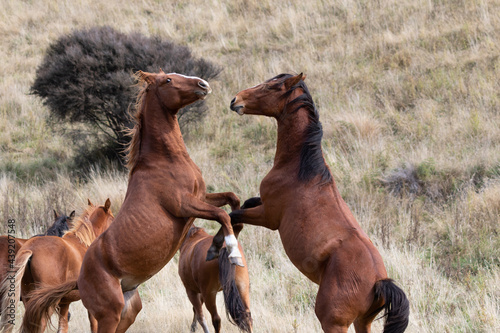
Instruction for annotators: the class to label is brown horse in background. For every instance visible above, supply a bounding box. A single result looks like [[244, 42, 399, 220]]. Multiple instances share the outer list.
[[0, 199, 114, 333], [179, 224, 252, 333], [20, 71, 243, 333], [0, 210, 74, 313], [209, 74, 410, 333]]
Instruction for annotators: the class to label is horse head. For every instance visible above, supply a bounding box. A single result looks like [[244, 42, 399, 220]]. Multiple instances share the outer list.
[[230, 73, 306, 118], [136, 71, 211, 113], [86, 198, 114, 238], [46, 210, 75, 237]]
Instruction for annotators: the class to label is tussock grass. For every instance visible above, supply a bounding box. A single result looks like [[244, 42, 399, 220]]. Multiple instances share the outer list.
[[1, 0, 499, 331]]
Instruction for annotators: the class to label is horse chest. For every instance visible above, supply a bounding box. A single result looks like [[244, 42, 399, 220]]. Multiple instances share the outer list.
[[260, 170, 294, 201]]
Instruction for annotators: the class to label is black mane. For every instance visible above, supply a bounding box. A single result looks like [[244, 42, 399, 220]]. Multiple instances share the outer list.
[[279, 75, 332, 184]]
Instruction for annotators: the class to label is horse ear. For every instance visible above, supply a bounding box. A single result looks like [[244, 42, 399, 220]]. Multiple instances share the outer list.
[[53, 209, 58, 220], [136, 70, 155, 85], [159, 68, 165, 74], [284, 73, 305, 90], [104, 198, 111, 212], [88, 199, 93, 206]]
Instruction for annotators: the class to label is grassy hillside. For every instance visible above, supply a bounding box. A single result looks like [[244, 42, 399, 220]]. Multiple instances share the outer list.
[[1, 0, 499, 332]]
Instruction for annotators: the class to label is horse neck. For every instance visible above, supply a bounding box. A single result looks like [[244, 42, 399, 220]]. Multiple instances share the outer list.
[[274, 106, 311, 170], [139, 93, 189, 164]]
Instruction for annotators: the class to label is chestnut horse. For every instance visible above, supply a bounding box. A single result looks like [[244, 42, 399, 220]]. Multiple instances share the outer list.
[[0, 210, 74, 313], [0, 199, 114, 333], [179, 224, 252, 333], [209, 74, 410, 333], [19, 71, 243, 333]]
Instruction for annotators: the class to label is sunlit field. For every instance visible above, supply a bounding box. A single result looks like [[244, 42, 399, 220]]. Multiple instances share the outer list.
[[1, 0, 499, 332]]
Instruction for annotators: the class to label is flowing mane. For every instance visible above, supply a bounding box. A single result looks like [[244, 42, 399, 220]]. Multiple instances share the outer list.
[[278, 75, 332, 184], [124, 71, 149, 174], [63, 205, 98, 247]]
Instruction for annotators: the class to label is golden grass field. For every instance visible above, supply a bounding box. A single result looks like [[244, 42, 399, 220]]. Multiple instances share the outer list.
[[1, 0, 499, 332]]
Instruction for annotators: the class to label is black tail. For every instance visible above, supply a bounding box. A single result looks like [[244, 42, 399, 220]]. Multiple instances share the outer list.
[[218, 247, 252, 333], [375, 279, 410, 333]]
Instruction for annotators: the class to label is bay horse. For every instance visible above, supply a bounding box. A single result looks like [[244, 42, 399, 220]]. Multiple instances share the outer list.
[[208, 73, 410, 333], [18, 70, 243, 333], [179, 224, 252, 333], [0, 199, 114, 333], [0, 210, 74, 313]]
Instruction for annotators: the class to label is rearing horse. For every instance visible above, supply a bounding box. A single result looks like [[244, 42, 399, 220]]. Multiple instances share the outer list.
[[20, 71, 243, 333], [209, 73, 410, 333]]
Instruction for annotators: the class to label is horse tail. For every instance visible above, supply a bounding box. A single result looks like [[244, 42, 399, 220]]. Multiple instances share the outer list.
[[374, 279, 410, 333], [21, 279, 78, 333], [219, 247, 252, 333], [0, 249, 32, 332]]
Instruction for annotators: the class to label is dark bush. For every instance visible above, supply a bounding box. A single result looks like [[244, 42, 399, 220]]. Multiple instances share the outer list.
[[31, 26, 221, 169]]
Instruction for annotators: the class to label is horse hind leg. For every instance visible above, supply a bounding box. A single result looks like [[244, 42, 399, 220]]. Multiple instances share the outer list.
[[353, 317, 375, 333], [79, 268, 124, 333], [203, 291, 221, 333], [186, 289, 209, 333], [352, 299, 384, 333], [314, 265, 355, 333], [115, 289, 142, 333], [56, 303, 70, 333], [88, 312, 98, 333]]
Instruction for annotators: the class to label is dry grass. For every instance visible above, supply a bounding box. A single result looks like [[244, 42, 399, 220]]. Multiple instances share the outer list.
[[1, 0, 499, 332]]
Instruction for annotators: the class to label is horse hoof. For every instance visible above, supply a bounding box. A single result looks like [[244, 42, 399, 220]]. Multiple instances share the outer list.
[[229, 256, 245, 267]]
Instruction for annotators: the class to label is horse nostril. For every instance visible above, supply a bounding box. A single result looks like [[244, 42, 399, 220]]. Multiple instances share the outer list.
[[198, 81, 208, 89], [230, 97, 236, 105]]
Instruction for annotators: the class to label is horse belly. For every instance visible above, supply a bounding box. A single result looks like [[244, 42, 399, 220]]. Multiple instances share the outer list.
[[103, 214, 186, 286], [278, 210, 348, 284]]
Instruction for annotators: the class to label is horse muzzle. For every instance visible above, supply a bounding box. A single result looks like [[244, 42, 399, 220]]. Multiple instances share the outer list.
[[195, 80, 212, 99], [230, 97, 244, 115]]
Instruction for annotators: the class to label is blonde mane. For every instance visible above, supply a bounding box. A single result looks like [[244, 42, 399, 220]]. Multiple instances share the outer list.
[[63, 205, 99, 247], [123, 72, 150, 173]]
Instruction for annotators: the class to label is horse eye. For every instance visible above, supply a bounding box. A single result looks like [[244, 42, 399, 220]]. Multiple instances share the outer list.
[[166, 78, 172, 83]]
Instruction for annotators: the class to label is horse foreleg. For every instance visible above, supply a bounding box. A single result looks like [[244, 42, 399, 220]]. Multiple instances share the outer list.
[[56, 303, 70, 333], [207, 203, 271, 262], [204, 192, 240, 211], [178, 195, 243, 266]]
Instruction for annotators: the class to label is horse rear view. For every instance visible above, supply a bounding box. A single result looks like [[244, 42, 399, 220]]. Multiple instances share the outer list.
[[179, 225, 252, 333], [0, 199, 114, 333], [0, 210, 74, 315]]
